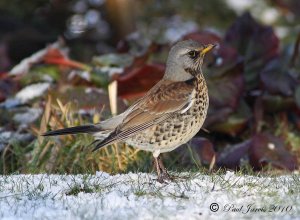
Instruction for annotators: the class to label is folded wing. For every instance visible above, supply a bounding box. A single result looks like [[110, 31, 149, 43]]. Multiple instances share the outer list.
[[93, 79, 195, 151]]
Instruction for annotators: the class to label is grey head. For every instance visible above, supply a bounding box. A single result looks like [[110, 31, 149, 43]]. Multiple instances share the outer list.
[[164, 40, 215, 81]]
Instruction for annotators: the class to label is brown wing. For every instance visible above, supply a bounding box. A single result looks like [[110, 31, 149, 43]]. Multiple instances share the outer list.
[[121, 80, 194, 129], [92, 79, 195, 151]]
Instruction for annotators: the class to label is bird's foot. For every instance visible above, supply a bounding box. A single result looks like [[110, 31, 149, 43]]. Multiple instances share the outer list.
[[156, 168, 176, 184], [154, 155, 175, 184]]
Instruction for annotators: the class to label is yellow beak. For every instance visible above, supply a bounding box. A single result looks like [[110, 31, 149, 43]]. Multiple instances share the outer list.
[[200, 44, 216, 55]]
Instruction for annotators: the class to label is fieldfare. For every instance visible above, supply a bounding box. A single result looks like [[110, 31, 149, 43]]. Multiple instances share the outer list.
[[43, 40, 215, 183]]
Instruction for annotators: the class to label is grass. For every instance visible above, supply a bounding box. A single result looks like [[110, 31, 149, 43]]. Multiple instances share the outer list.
[[0, 96, 155, 175], [1, 95, 215, 176]]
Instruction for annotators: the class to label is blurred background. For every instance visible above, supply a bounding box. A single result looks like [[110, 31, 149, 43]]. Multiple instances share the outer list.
[[0, 0, 300, 174]]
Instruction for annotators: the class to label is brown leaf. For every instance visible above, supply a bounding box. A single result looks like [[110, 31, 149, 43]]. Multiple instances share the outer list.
[[249, 133, 298, 171], [190, 137, 216, 166], [262, 94, 295, 113]]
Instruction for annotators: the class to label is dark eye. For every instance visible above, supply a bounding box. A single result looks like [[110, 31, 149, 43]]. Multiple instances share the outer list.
[[188, 50, 199, 59]]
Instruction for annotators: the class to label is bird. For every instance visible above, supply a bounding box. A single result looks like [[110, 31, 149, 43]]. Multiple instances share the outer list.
[[42, 40, 215, 183]]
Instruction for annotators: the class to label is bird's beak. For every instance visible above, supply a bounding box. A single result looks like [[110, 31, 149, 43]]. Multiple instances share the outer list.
[[200, 44, 216, 55]]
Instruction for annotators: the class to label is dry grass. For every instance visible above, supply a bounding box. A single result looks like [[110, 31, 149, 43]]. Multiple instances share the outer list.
[[1, 95, 153, 175]]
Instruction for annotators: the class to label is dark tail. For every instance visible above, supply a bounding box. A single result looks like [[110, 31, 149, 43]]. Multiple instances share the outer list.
[[42, 125, 101, 136], [92, 131, 118, 152], [92, 138, 115, 152]]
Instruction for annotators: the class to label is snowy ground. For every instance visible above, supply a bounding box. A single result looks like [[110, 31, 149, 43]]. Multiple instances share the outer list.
[[0, 171, 299, 220]]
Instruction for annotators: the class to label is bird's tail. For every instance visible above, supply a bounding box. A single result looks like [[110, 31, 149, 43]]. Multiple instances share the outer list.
[[41, 125, 101, 136], [41, 114, 124, 151]]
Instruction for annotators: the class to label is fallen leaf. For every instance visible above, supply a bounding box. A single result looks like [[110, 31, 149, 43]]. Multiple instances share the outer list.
[[260, 58, 296, 96], [217, 139, 252, 169], [206, 62, 244, 110], [208, 100, 251, 136], [190, 137, 216, 166], [116, 64, 165, 100], [262, 94, 295, 113], [249, 133, 298, 171], [9, 40, 66, 76]]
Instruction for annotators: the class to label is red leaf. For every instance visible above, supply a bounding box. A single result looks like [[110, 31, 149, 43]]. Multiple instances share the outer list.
[[190, 137, 216, 166], [43, 48, 88, 70], [116, 64, 165, 100]]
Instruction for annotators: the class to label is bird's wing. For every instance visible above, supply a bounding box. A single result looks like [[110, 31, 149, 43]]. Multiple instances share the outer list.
[[92, 79, 195, 151]]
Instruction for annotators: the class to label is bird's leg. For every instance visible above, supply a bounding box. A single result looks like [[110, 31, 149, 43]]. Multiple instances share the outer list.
[[154, 155, 173, 183], [157, 156, 173, 180], [154, 156, 164, 183]]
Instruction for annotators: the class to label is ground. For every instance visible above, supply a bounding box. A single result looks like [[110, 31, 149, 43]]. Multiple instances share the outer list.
[[0, 171, 299, 220]]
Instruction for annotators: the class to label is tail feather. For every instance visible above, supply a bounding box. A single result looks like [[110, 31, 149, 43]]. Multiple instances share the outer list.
[[42, 125, 101, 136], [92, 138, 116, 152]]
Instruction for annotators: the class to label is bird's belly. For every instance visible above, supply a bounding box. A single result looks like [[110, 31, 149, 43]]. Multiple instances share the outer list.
[[126, 99, 208, 153]]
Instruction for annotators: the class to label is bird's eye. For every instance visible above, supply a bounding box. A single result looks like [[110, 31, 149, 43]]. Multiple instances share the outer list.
[[188, 50, 199, 59]]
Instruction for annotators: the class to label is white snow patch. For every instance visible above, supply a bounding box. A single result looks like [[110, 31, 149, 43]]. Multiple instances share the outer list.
[[164, 16, 198, 43], [9, 40, 66, 76], [16, 83, 50, 103], [0, 172, 299, 220], [13, 108, 43, 124], [100, 66, 124, 77], [225, 0, 255, 13], [261, 8, 280, 24]]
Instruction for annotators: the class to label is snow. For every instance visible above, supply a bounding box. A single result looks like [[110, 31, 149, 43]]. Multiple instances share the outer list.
[[13, 108, 43, 125], [0, 131, 33, 152], [0, 171, 299, 220], [163, 16, 198, 43], [15, 83, 51, 103], [9, 41, 66, 76], [225, 0, 255, 13]]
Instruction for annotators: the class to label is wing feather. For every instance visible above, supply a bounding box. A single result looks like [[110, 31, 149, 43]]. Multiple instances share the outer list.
[[92, 79, 195, 151]]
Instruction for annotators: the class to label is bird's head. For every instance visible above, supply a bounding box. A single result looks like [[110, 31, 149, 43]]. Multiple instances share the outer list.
[[164, 40, 216, 81]]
